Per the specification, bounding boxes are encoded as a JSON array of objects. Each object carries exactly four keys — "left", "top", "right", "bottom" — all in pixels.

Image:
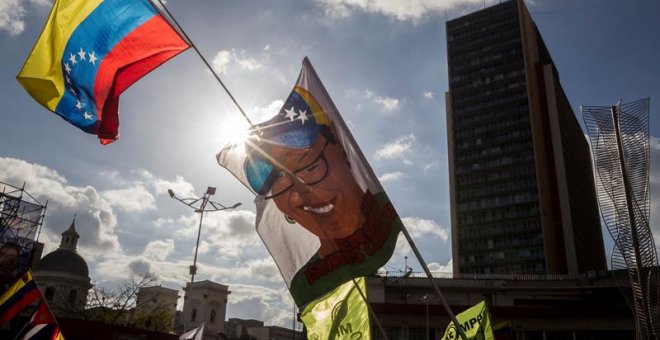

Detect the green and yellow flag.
[
  {"left": 301, "top": 277, "right": 371, "bottom": 340},
  {"left": 441, "top": 300, "right": 495, "bottom": 340}
]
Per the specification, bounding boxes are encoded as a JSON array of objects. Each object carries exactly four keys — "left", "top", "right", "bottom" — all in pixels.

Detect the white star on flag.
[
  {"left": 284, "top": 107, "right": 297, "bottom": 121},
  {"left": 66, "top": 76, "right": 71, "bottom": 85},
  {"left": 88, "top": 52, "right": 97, "bottom": 65},
  {"left": 64, "top": 63, "right": 71, "bottom": 73},
  {"left": 69, "top": 53, "right": 77, "bottom": 65},
  {"left": 70, "top": 87, "right": 77, "bottom": 96},
  {"left": 83, "top": 112, "right": 93, "bottom": 120},
  {"left": 298, "top": 109, "right": 308, "bottom": 124},
  {"left": 78, "top": 48, "right": 86, "bottom": 61},
  {"left": 75, "top": 100, "right": 83, "bottom": 110}
]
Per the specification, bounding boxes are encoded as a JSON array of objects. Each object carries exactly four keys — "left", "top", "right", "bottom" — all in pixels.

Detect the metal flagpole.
[
  {"left": 400, "top": 224, "right": 468, "bottom": 340},
  {"left": 352, "top": 279, "right": 389, "bottom": 340},
  {"left": 149, "top": 0, "right": 255, "bottom": 128}
]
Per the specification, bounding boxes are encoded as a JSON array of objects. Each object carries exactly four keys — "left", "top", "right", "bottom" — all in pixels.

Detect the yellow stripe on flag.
[{"left": 16, "top": 0, "right": 102, "bottom": 110}]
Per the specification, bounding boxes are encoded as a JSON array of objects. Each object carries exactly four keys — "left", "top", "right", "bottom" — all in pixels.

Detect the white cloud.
[
  {"left": 0, "top": 157, "right": 120, "bottom": 253},
  {"left": 212, "top": 49, "right": 263, "bottom": 74},
  {"left": 102, "top": 185, "right": 156, "bottom": 212},
  {"left": 315, "top": 0, "right": 483, "bottom": 21},
  {"left": 428, "top": 259, "right": 453, "bottom": 276},
  {"left": 374, "top": 96, "right": 400, "bottom": 111},
  {"left": 143, "top": 239, "right": 175, "bottom": 261},
  {"left": 401, "top": 217, "right": 449, "bottom": 241},
  {"left": 251, "top": 99, "right": 285, "bottom": 123},
  {"left": 346, "top": 89, "right": 402, "bottom": 112},
  {"left": 423, "top": 91, "right": 435, "bottom": 100},
  {"left": 375, "top": 134, "right": 415, "bottom": 163},
  {"left": 378, "top": 171, "right": 406, "bottom": 182},
  {"left": 0, "top": 0, "right": 26, "bottom": 35}
]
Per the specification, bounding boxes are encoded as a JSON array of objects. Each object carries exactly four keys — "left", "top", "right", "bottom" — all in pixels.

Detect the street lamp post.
[
  {"left": 168, "top": 187, "right": 241, "bottom": 283},
  {"left": 418, "top": 294, "right": 434, "bottom": 340}
]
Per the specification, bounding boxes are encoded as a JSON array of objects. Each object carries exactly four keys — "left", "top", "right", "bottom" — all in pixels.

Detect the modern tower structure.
[{"left": 445, "top": 0, "right": 606, "bottom": 275}]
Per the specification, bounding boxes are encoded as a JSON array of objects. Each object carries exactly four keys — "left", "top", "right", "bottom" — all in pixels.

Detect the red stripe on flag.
[
  {"left": 0, "top": 287, "right": 41, "bottom": 324},
  {"left": 93, "top": 15, "right": 189, "bottom": 144}
]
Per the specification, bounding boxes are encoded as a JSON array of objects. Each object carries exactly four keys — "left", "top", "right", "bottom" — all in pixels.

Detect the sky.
[{"left": 1, "top": 0, "right": 659, "bottom": 328}]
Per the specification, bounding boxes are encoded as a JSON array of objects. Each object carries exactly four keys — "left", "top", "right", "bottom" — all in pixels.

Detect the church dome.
[
  {"left": 33, "top": 219, "right": 89, "bottom": 279},
  {"left": 34, "top": 248, "right": 89, "bottom": 278}
]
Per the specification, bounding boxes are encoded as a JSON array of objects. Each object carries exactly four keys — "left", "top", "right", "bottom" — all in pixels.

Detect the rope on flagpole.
[{"left": 149, "top": 0, "right": 255, "bottom": 129}]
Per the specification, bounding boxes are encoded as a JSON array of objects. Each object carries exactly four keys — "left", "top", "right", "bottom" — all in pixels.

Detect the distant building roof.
[{"left": 34, "top": 248, "right": 89, "bottom": 278}]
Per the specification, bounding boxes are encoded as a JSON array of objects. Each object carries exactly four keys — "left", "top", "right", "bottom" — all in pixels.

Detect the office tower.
[{"left": 445, "top": 0, "right": 606, "bottom": 275}]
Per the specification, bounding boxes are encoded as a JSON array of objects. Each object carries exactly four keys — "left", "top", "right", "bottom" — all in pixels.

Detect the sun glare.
[{"left": 218, "top": 116, "right": 251, "bottom": 148}]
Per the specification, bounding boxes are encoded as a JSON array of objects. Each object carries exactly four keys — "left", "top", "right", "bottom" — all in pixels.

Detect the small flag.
[
  {"left": 179, "top": 322, "right": 204, "bottom": 340},
  {"left": 301, "top": 277, "right": 371, "bottom": 340},
  {"left": 0, "top": 271, "right": 41, "bottom": 324},
  {"left": 441, "top": 300, "right": 495, "bottom": 340},
  {"left": 22, "top": 301, "right": 60, "bottom": 340},
  {"left": 217, "top": 58, "right": 402, "bottom": 307},
  {"left": 17, "top": 0, "right": 189, "bottom": 144}
]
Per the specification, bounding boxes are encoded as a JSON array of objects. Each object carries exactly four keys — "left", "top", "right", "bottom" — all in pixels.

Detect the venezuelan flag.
[
  {"left": 17, "top": 0, "right": 190, "bottom": 144},
  {"left": 0, "top": 271, "right": 41, "bottom": 324}
]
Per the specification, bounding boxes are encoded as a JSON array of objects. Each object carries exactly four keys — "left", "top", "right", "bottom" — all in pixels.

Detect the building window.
[
  {"left": 191, "top": 308, "right": 197, "bottom": 322},
  {"left": 45, "top": 287, "right": 55, "bottom": 301},
  {"left": 210, "top": 309, "right": 216, "bottom": 324},
  {"left": 68, "top": 290, "right": 77, "bottom": 304}
]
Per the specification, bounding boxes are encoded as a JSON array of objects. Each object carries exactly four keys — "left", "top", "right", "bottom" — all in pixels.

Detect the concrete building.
[
  {"left": 182, "top": 280, "right": 230, "bottom": 340},
  {"left": 136, "top": 285, "right": 179, "bottom": 332},
  {"left": 368, "top": 272, "right": 634, "bottom": 339},
  {"left": 33, "top": 220, "right": 92, "bottom": 317},
  {"left": 225, "top": 318, "right": 304, "bottom": 340},
  {"left": 445, "top": 0, "right": 606, "bottom": 275}
]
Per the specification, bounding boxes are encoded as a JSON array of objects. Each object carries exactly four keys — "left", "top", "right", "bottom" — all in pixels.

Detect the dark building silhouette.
[{"left": 445, "top": 0, "right": 606, "bottom": 274}]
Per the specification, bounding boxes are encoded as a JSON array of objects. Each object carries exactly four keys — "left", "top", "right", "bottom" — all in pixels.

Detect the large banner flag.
[
  {"left": 441, "top": 300, "right": 495, "bottom": 340},
  {"left": 301, "top": 277, "right": 371, "bottom": 340},
  {"left": 218, "top": 57, "right": 401, "bottom": 307},
  {"left": 17, "top": 0, "right": 190, "bottom": 144},
  {"left": 0, "top": 271, "right": 41, "bottom": 324}
]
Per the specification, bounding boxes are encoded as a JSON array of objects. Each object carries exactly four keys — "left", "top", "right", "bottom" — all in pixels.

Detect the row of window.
[
  {"left": 459, "top": 232, "right": 544, "bottom": 252},
  {"left": 447, "top": 3, "right": 518, "bottom": 42},
  {"left": 458, "top": 178, "right": 537, "bottom": 200},
  {"left": 458, "top": 218, "right": 541, "bottom": 239},
  {"left": 461, "top": 247, "right": 545, "bottom": 265},
  {"left": 451, "top": 75, "right": 526, "bottom": 103},
  {"left": 447, "top": 23, "right": 520, "bottom": 59},
  {"left": 456, "top": 163, "right": 536, "bottom": 188},
  {"left": 453, "top": 92, "right": 528, "bottom": 115},
  {"left": 449, "top": 34, "right": 521, "bottom": 66},
  {"left": 449, "top": 46, "right": 523, "bottom": 75},
  {"left": 453, "top": 102, "right": 530, "bottom": 127},
  {"left": 457, "top": 191, "right": 538, "bottom": 213},
  {"left": 461, "top": 259, "right": 546, "bottom": 275},
  {"left": 458, "top": 203, "right": 540, "bottom": 226}
]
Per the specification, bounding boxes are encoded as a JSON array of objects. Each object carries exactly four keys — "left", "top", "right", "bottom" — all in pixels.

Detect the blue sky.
[{"left": 1, "top": 0, "right": 659, "bottom": 328}]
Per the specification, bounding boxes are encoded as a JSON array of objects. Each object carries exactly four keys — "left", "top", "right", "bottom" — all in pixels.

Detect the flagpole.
[
  {"left": 400, "top": 225, "right": 469, "bottom": 340},
  {"left": 351, "top": 279, "right": 389, "bottom": 340},
  {"left": 148, "top": 0, "right": 255, "bottom": 128},
  {"left": 302, "top": 57, "right": 468, "bottom": 340}
]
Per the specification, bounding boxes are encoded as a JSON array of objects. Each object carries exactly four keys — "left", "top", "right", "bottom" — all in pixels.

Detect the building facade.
[
  {"left": 135, "top": 285, "right": 179, "bottom": 332},
  {"left": 182, "top": 280, "right": 230, "bottom": 340},
  {"left": 367, "top": 273, "right": 634, "bottom": 340},
  {"left": 445, "top": 0, "right": 606, "bottom": 275}
]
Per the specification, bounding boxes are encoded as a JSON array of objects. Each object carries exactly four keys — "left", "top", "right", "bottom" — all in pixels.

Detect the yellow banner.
[
  {"left": 301, "top": 277, "right": 371, "bottom": 340},
  {"left": 441, "top": 300, "right": 495, "bottom": 340}
]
